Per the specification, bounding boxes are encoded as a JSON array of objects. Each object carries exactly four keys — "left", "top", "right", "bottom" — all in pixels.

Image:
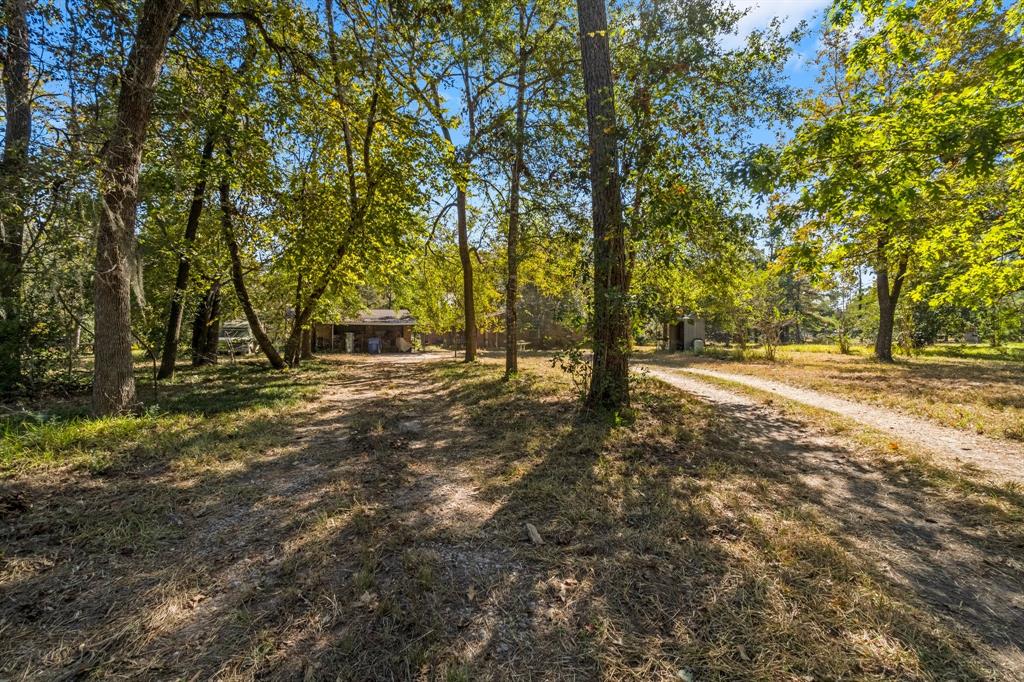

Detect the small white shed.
[{"left": 662, "top": 315, "right": 705, "bottom": 351}]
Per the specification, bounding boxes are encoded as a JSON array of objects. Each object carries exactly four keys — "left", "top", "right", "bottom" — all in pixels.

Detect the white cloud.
[
  {"left": 732, "top": 0, "right": 831, "bottom": 33},
  {"left": 721, "top": 0, "right": 831, "bottom": 49}
]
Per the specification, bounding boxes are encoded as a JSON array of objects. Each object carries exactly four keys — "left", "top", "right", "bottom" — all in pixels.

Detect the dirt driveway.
[
  {"left": 639, "top": 364, "right": 1024, "bottom": 671},
  {"left": 640, "top": 364, "right": 1024, "bottom": 484},
  {"left": 3, "top": 354, "right": 1023, "bottom": 679}
]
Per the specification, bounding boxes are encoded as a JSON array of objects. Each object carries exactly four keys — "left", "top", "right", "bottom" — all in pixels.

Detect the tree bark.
[
  {"left": 505, "top": 4, "right": 528, "bottom": 378},
  {"left": 202, "top": 287, "right": 221, "bottom": 360},
  {"left": 457, "top": 186, "right": 477, "bottom": 361},
  {"left": 218, "top": 174, "right": 285, "bottom": 369},
  {"left": 284, "top": 276, "right": 319, "bottom": 366},
  {"left": 301, "top": 324, "right": 313, "bottom": 360},
  {"left": 157, "top": 130, "right": 215, "bottom": 380},
  {"left": 92, "top": 0, "right": 183, "bottom": 414},
  {"left": 191, "top": 282, "right": 220, "bottom": 365},
  {"left": 577, "top": 0, "right": 630, "bottom": 410},
  {"left": 280, "top": 238, "right": 352, "bottom": 365},
  {"left": 874, "top": 256, "right": 907, "bottom": 362},
  {"left": 285, "top": 272, "right": 305, "bottom": 367},
  {"left": 0, "top": 0, "right": 32, "bottom": 392}
]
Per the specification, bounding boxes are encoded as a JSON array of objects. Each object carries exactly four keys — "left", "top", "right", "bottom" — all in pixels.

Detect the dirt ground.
[
  {"left": 2, "top": 353, "right": 1023, "bottom": 680},
  {"left": 639, "top": 363, "right": 1024, "bottom": 484},
  {"left": 641, "top": 349, "right": 1024, "bottom": 443},
  {"left": 639, "top": 364, "right": 1024, "bottom": 668}
]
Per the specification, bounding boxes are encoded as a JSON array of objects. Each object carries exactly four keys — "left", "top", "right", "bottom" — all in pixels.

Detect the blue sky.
[
  {"left": 716, "top": 0, "right": 833, "bottom": 230},
  {"left": 727, "top": 0, "right": 832, "bottom": 145},
  {"left": 729, "top": 0, "right": 831, "bottom": 81}
]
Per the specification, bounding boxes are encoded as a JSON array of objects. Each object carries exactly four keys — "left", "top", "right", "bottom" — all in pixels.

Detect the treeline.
[
  {"left": 696, "top": 267, "right": 1022, "bottom": 356},
  {"left": 1, "top": 0, "right": 1019, "bottom": 416},
  {"left": 747, "top": 0, "right": 1023, "bottom": 360},
  {"left": 0, "top": 0, "right": 794, "bottom": 415}
]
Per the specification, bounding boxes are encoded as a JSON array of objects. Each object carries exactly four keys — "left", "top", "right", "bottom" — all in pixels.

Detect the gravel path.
[{"left": 641, "top": 365, "right": 1024, "bottom": 484}]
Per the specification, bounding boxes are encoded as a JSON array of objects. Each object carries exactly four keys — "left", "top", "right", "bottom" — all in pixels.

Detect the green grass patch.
[{"left": 0, "top": 358, "right": 325, "bottom": 474}]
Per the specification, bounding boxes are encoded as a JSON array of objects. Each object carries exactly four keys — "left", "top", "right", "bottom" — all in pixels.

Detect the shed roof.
[{"left": 337, "top": 308, "right": 417, "bottom": 326}]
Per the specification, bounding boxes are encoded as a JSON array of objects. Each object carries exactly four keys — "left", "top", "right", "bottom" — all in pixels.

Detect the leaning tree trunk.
[
  {"left": 0, "top": 0, "right": 31, "bottom": 392},
  {"left": 279, "top": 235, "right": 353, "bottom": 366},
  {"left": 505, "top": 4, "right": 528, "bottom": 379},
  {"left": 93, "top": 0, "right": 183, "bottom": 415},
  {"left": 457, "top": 187, "right": 477, "bottom": 361},
  {"left": 157, "top": 130, "right": 215, "bottom": 380},
  {"left": 577, "top": 0, "right": 630, "bottom": 410},
  {"left": 218, "top": 174, "right": 285, "bottom": 369}
]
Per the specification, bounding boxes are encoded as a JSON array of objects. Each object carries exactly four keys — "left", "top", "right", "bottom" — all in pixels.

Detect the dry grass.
[
  {"left": 1, "top": 354, "right": 1021, "bottom": 679},
  {"left": 683, "top": 368, "right": 1024, "bottom": 524},
  {"left": 642, "top": 347, "right": 1024, "bottom": 442}
]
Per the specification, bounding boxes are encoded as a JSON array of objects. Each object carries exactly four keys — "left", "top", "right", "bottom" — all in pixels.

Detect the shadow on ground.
[{"left": 2, "top": 355, "right": 1022, "bottom": 680}]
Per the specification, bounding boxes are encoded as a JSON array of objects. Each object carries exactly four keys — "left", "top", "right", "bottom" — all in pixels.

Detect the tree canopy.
[{"left": 1, "top": 0, "right": 1020, "bottom": 410}]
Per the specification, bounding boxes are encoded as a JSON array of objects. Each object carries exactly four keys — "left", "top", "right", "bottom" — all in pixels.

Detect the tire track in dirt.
[
  {"left": 643, "top": 365, "right": 1024, "bottom": 484},
  {"left": 639, "top": 364, "right": 1024, "bottom": 672}
]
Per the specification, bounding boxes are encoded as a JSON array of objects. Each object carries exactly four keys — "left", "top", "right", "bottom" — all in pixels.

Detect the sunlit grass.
[
  {"left": 3, "top": 354, "right": 1017, "bottom": 678},
  {"left": 696, "top": 341, "right": 1023, "bottom": 362},
  {"left": 0, "top": 358, "right": 324, "bottom": 474},
  {"left": 643, "top": 341, "right": 1024, "bottom": 441}
]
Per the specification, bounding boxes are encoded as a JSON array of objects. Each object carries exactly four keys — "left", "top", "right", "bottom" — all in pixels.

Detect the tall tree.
[
  {"left": 279, "top": 0, "right": 400, "bottom": 366},
  {"left": 217, "top": 159, "right": 286, "bottom": 369},
  {"left": 614, "top": 0, "right": 796, "bottom": 327},
  {"left": 0, "top": 0, "right": 32, "bottom": 391},
  {"left": 756, "top": 0, "right": 1021, "bottom": 362},
  {"left": 576, "top": 0, "right": 629, "bottom": 409},
  {"left": 92, "top": 0, "right": 184, "bottom": 414},
  {"left": 156, "top": 130, "right": 215, "bottom": 379},
  {"left": 390, "top": 2, "right": 525, "bottom": 362},
  {"left": 504, "top": 2, "right": 528, "bottom": 377},
  {"left": 499, "top": 0, "right": 570, "bottom": 376}
]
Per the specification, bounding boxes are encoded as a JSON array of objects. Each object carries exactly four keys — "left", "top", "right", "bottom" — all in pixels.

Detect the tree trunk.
[
  {"left": 793, "top": 277, "right": 803, "bottom": 343},
  {"left": 157, "top": 130, "right": 215, "bottom": 380},
  {"left": 505, "top": 4, "right": 528, "bottom": 378},
  {"left": 203, "top": 288, "right": 221, "bottom": 360},
  {"left": 285, "top": 273, "right": 305, "bottom": 367},
  {"left": 301, "top": 324, "right": 313, "bottom": 360},
  {"left": 92, "top": 0, "right": 183, "bottom": 415},
  {"left": 457, "top": 187, "right": 477, "bottom": 361},
  {"left": 0, "top": 0, "right": 31, "bottom": 392},
  {"left": 67, "top": 319, "right": 83, "bottom": 378},
  {"left": 577, "top": 0, "right": 630, "bottom": 410},
  {"left": 874, "top": 257, "right": 907, "bottom": 363},
  {"left": 218, "top": 174, "right": 285, "bottom": 369},
  {"left": 280, "top": 247, "right": 351, "bottom": 366},
  {"left": 284, "top": 316, "right": 304, "bottom": 366},
  {"left": 191, "top": 282, "right": 220, "bottom": 366}
]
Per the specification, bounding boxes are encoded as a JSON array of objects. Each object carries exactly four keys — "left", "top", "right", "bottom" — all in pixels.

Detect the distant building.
[
  {"left": 421, "top": 308, "right": 582, "bottom": 351},
  {"left": 661, "top": 314, "right": 706, "bottom": 351},
  {"left": 420, "top": 312, "right": 506, "bottom": 350},
  {"left": 314, "top": 309, "right": 416, "bottom": 353}
]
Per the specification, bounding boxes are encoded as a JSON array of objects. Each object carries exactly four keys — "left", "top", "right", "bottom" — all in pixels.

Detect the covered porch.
[{"left": 314, "top": 309, "right": 416, "bottom": 353}]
